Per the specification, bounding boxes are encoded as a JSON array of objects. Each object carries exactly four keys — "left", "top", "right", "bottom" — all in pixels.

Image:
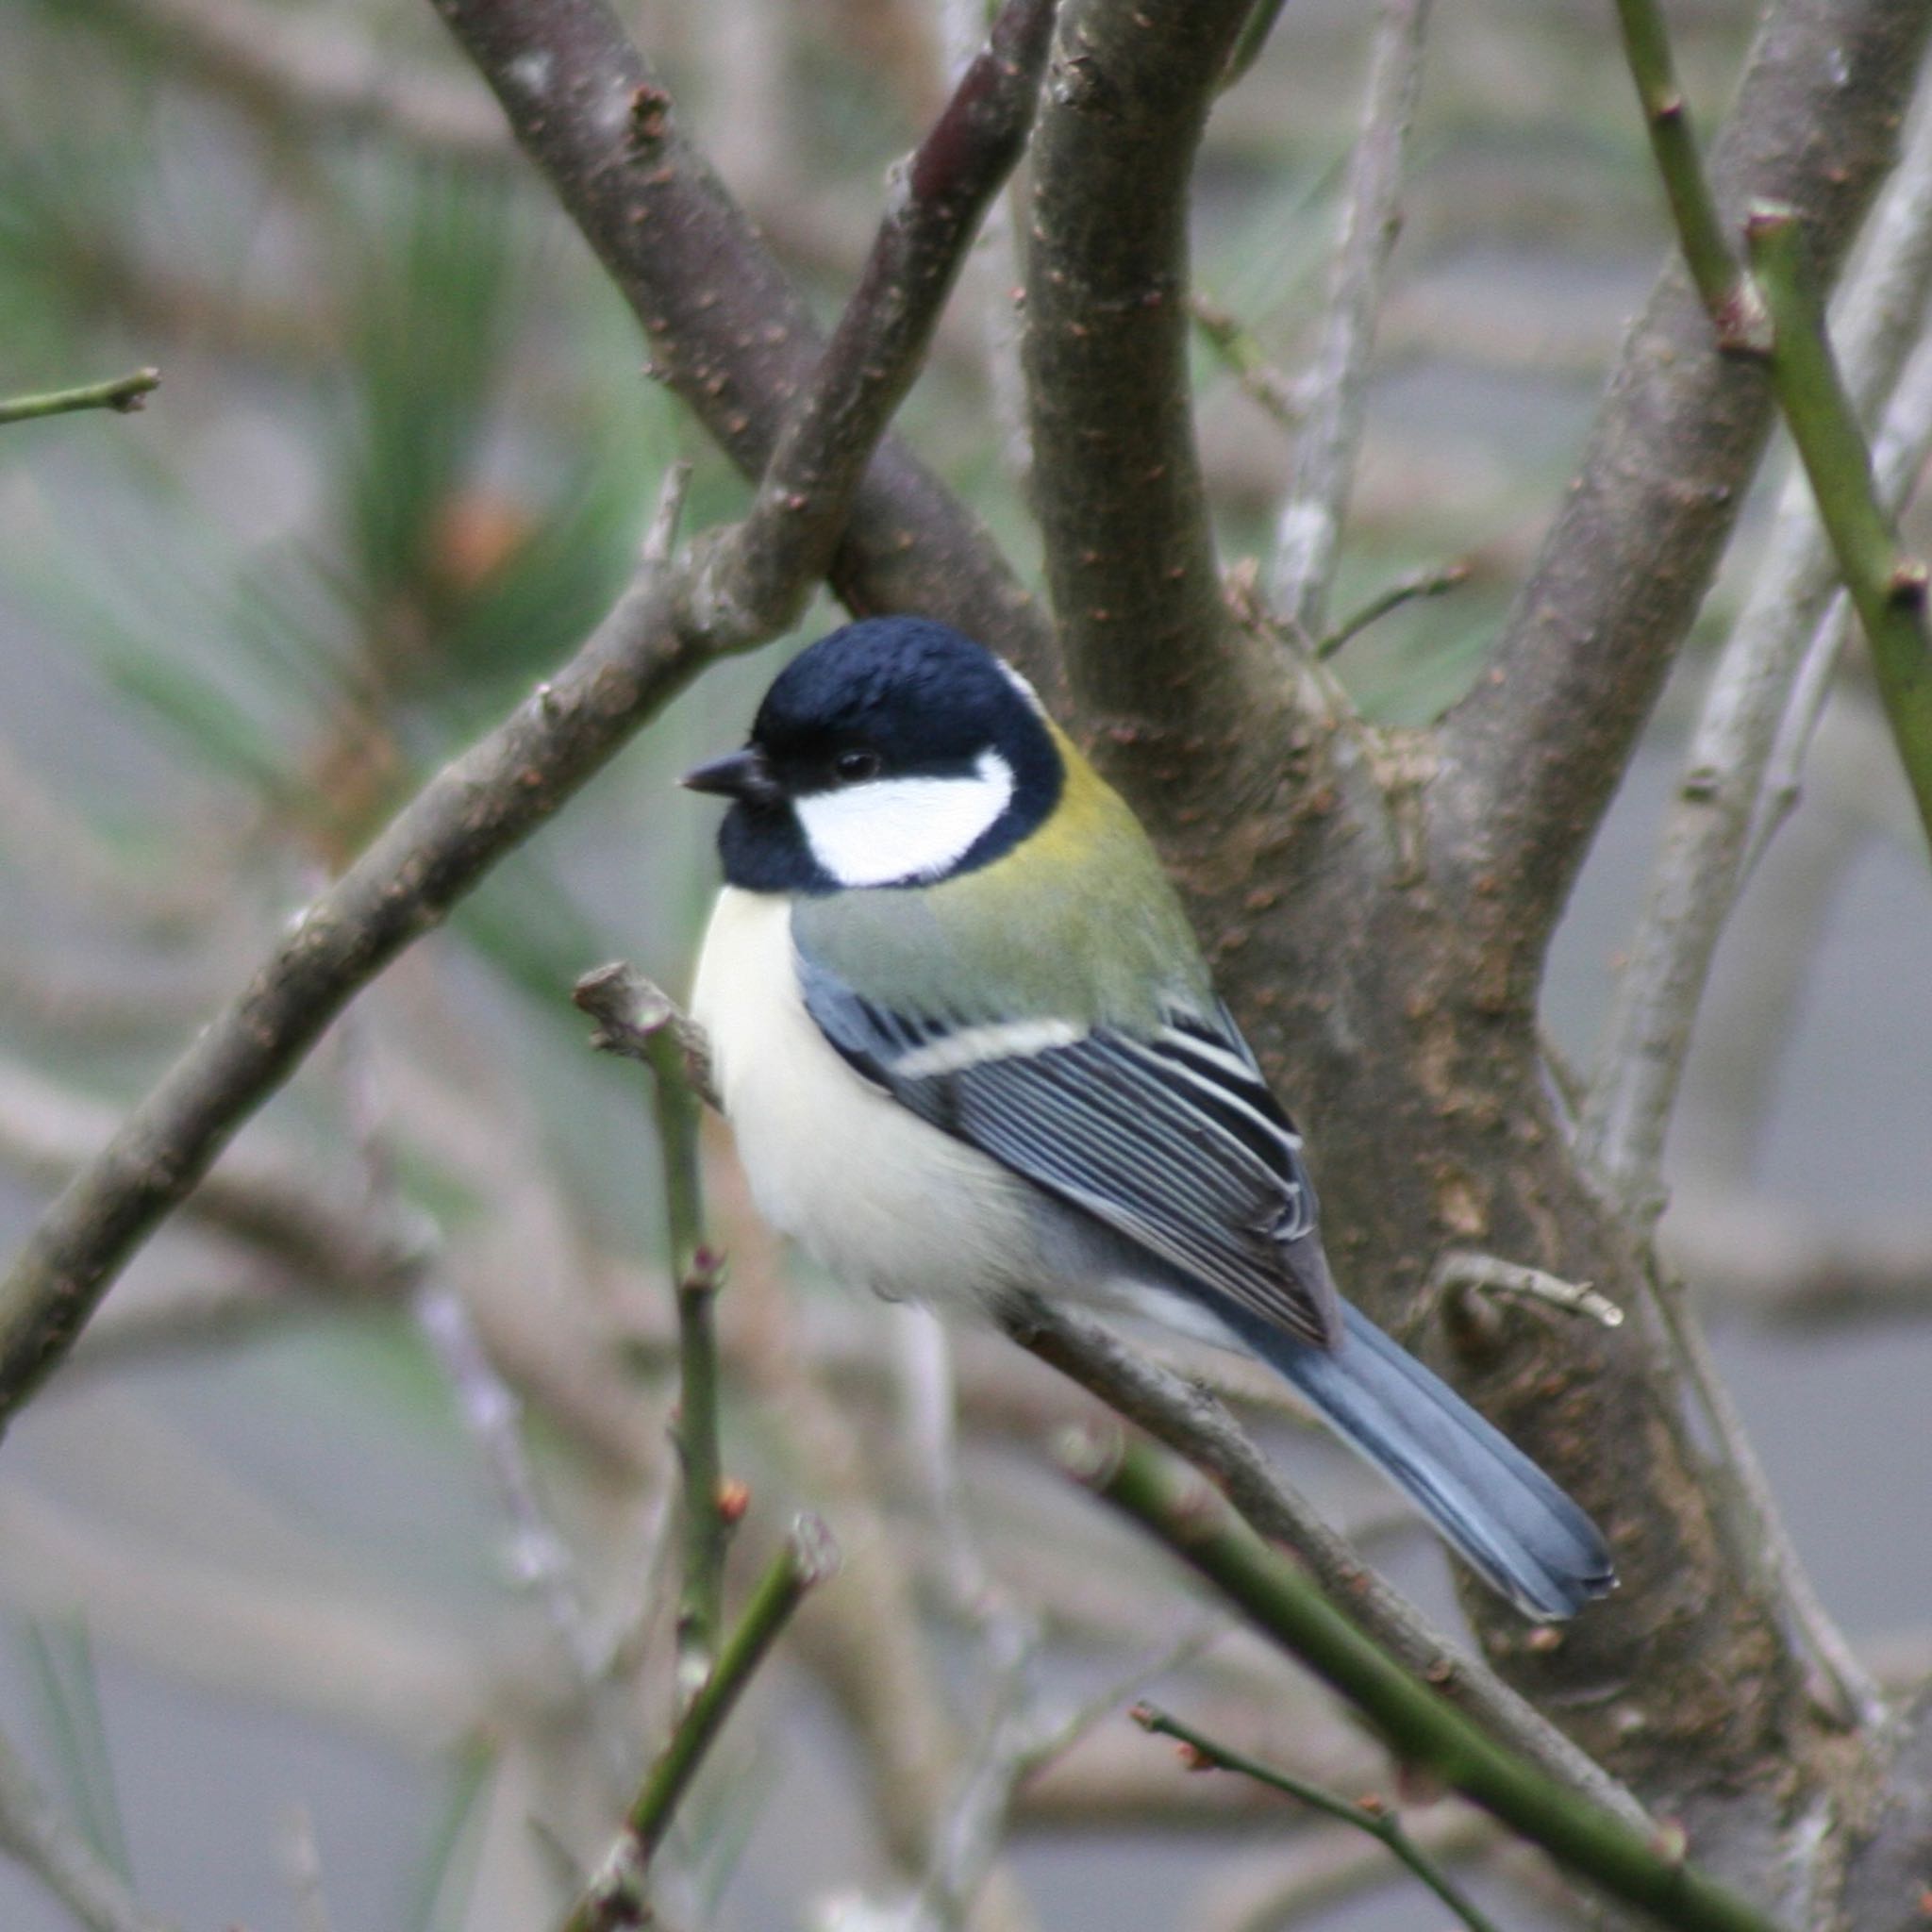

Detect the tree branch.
[
  {"left": 0, "top": 368, "right": 158, "bottom": 425},
  {"left": 1003, "top": 1296, "right": 1649, "bottom": 1830},
  {"left": 0, "top": 0, "right": 1053, "bottom": 1429},
  {"left": 1130, "top": 1702, "right": 1503, "bottom": 1932},
  {"left": 1074, "top": 1436, "right": 1789, "bottom": 1932},
  {"left": 575, "top": 961, "right": 732, "bottom": 1699},
  {"left": 1435, "top": 0, "right": 1930, "bottom": 993},
  {"left": 558, "top": 1516, "right": 839, "bottom": 1932},
  {"left": 1581, "top": 89, "right": 1932, "bottom": 1214},
  {"left": 427, "top": 0, "right": 1057, "bottom": 681},
  {"left": 1023, "top": 0, "right": 1295, "bottom": 829}
]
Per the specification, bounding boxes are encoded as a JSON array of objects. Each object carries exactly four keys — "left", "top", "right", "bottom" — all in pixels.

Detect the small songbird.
[{"left": 686, "top": 616, "right": 1613, "bottom": 1619}]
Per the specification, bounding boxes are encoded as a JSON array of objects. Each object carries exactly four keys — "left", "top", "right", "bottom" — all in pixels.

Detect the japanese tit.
[{"left": 686, "top": 616, "right": 1612, "bottom": 1620}]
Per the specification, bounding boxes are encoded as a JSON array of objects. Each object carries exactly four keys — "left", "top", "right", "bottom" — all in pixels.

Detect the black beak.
[{"left": 680, "top": 746, "right": 782, "bottom": 807}]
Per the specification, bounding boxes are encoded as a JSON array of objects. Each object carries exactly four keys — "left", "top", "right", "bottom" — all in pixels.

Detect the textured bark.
[
  {"left": 430, "top": 0, "right": 1058, "bottom": 682},
  {"left": 1024, "top": 0, "right": 1932, "bottom": 1912}
]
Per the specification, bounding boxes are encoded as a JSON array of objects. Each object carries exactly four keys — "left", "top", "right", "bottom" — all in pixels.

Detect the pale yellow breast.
[{"left": 690, "top": 887, "right": 1045, "bottom": 1310}]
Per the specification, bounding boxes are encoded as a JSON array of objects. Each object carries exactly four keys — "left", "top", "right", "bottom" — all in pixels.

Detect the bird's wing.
[{"left": 796, "top": 947, "right": 1343, "bottom": 1350}]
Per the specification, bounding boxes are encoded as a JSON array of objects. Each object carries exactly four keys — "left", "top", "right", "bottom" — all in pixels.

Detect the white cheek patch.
[{"left": 794, "top": 749, "right": 1016, "bottom": 888}]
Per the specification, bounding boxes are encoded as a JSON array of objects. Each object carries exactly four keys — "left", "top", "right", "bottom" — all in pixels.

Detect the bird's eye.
[{"left": 833, "top": 748, "right": 883, "bottom": 784}]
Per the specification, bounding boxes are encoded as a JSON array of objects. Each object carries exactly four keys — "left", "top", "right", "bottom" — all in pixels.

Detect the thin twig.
[
  {"left": 559, "top": 1517, "right": 840, "bottom": 1932},
  {"left": 1430, "top": 1252, "right": 1624, "bottom": 1330},
  {"left": 1069, "top": 1435, "right": 1789, "bottom": 1932},
  {"left": 1581, "top": 87, "right": 1932, "bottom": 1213},
  {"left": 1004, "top": 1296, "right": 1651, "bottom": 1829},
  {"left": 575, "top": 961, "right": 732, "bottom": 1699},
  {"left": 0, "top": 0, "right": 1052, "bottom": 1427},
  {"left": 1607, "top": 0, "right": 1767, "bottom": 350},
  {"left": 1749, "top": 324, "right": 1932, "bottom": 861},
  {"left": 1131, "top": 1704, "right": 1503, "bottom": 1932},
  {"left": 0, "top": 369, "right": 158, "bottom": 425},
  {"left": 1268, "top": 0, "right": 1432, "bottom": 637},
  {"left": 1189, "top": 294, "right": 1307, "bottom": 431},
  {"left": 1315, "top": 560, "right": 1470, "bottom": 659},
  {"left": 1437, "top": 0, "right": 1929, "bottom": 975},
  {"left": 1202, "top": 1810, "right": 1499, "bottom": 1932}
]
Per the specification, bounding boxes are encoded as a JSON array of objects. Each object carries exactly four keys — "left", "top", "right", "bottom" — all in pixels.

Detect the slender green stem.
[
  {"left": 573, "top": 963, "right": 731, "bottom": 1692},
  {"left": 1609, "top": 0, "right": 1932, "bottom": 855},
  {"left": 1316, "top": 559, "right": 1471, "bottom": 658},
  {"left": 1221, "top": 0, "right": 1291, "bottom": 90},
  {"left": 1132, "top": 1703, "right": 1503, "bottom": 1932},
  {"left": 1607, "top": 0, "right": 1766, "bottom": 349},
  {"left": 558, "top": 1517, "right": 839, "bottom": 1932},
  {"left": 0, "top": 369, "right": 159, "bottom": 425},
  {"left": 1743, "top": 204, "right": 1932, "bottom": 854},
  {"left": 1067, "top": 1434, "right": 1790, "bottom": 1932},
  {"left": 1189, "top": 293, "right": 1304, "bottom": 430}
]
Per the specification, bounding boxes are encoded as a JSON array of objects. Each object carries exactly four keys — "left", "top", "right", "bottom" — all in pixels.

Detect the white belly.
[{"left": 690, "top": 888, "right": 1046, "bottom": 1311}]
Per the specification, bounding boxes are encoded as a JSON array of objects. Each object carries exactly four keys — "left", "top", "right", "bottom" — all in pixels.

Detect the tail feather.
[{"left": 1223, "top": 1301, "right": 1615, "bottom": 1621}]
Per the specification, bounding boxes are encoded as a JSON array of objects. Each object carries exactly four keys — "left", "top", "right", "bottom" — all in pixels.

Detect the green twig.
[
  {"left": 1742, "top": 204, "right": 1932, "bottom": 855},
  {"left": 558, "top": 1516, "right": 840, "bottom": 1932},
  {"left": 1316, "top": 559, "right": 1471, "bottom": 658},
  {"left": 574, "top": 962, "right": 731, "bottom": 1696},
  {"left": 1189, "top": 294, "right": 1304, "bottom": 430},
  {"left": 1221, "top": 0, "right": 1291, "bottom": 90},
  {"left": 1065, "top": 1433, "right": 1791, "bottom": 1932},
  {"left": 1607, "top": 0, "right": 1766, "bottom": 350},
  {"left": 1131, "top": 1703, "right": 1503, "bottom": 1932},
  {"left": 1609, "top": 0, "right": 1931, "bottom": 852},
  {"left": 0, "top": 370, "right": 159, "bottom": 426}
]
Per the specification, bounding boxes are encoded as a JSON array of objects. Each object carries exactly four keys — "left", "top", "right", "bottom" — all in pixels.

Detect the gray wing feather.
[{"left": 796, "top": 949, "right": 1341, "bottom": 1349}]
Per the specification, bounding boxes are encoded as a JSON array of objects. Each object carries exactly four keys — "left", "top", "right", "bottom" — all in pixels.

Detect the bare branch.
[
  {"left": 428, "top": 0, "right": 1056, "bottom": 679},
  {"left": 0, "top": 368, "right": 158, "bottom": 425},
  {"left": 1581, "top": 90, "right": 1932, "bottom": 1215},
  {"left": 0, "top": 0, "right": 1052, "bottom": 1426},
  {"left": 1268, "top": 0, "right": 1433, "bottom": 639},
  {"left": 1435, "top": 0, "right": 1931, "bottom": 991},
  {"left": 1005, "top": 1297, "right": 1650, "bottom": 1830},
  {"left": 575, "top": 961, "right": 731, "bottom": 1701},
  {"left": 1074, "top": 1437, "right": 1784, "bottom": 1932},
  {"left": 1742, "top": 203, "right": 1932, "bottom": 847},
  {"left": 1131, "top": 1703, "right": 1503, "bottom": 1932},
  {"left": 560, "top": 1517, "right": 839, "bottom": 1932}
]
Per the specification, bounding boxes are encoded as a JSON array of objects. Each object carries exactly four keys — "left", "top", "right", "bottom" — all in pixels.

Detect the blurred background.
[{"left": 1, "top": 0, "right": 1928, "bottom": 1926}]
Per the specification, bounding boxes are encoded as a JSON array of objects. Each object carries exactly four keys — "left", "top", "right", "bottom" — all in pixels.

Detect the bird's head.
[{"left": 683, "top": 618, "right": 1062, "bottom": 892}]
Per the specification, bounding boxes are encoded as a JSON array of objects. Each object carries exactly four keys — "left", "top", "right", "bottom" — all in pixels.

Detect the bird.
[{"left": 684, "top": 615, "right": 1614, "bottom": 1620}]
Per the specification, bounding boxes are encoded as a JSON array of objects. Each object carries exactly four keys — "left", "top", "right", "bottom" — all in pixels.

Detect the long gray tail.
[{"left": 1224, "top": 1301, "right": 1614, "bottom": 1620}]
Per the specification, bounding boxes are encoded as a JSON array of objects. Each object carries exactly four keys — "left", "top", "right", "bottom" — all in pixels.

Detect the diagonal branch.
[
  {"left": 0, "top": 0, "right": 1056, "bottom": 1432},
  {"left": 429, "top": 0, "right": 1057, "bottom": 680},
  {"left": 1434, "top": 0, "right": 1930, "bottom": 995},
  {"left": 1076, "top": 1438, "right": 1788, "bottom": 1932},
  {"left": 1007, "top": 1297, "right": 1648, "bottom": 1830},
  {"left": 0, "top": 368, "right": 158, "bottom": 425},
  {"left": 1581, "top": 85, "right": 1932, "bottom": 1215}
]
